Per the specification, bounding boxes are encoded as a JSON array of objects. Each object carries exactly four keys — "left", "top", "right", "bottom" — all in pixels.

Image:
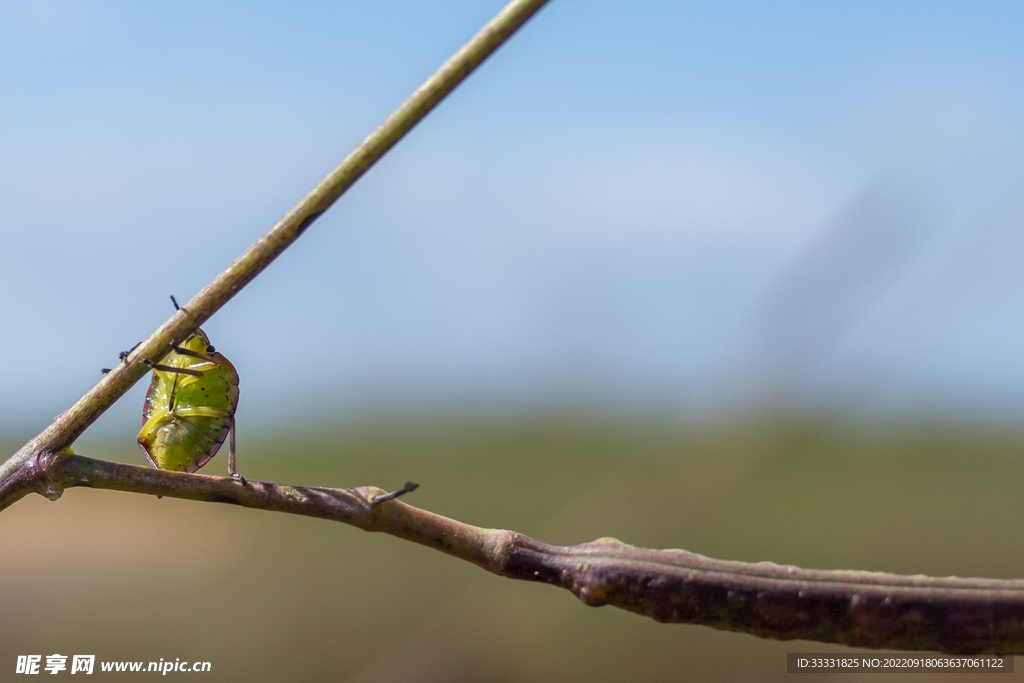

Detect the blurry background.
[{"left": 3, "top": 0, "right": 1024, "bottom": 680}]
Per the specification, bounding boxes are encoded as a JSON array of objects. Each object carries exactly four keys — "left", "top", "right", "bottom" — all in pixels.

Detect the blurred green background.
[{"left": 4, "top": 416, "right": 1024, "bottom": 681}]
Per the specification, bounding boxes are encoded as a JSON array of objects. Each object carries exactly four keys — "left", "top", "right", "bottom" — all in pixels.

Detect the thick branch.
[{"left": 38, "top": 453, "right": 1024, "bottom": 655}]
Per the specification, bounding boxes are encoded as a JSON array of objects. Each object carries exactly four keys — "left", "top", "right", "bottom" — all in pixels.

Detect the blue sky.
[{"left": 3, "top": 1, "right": 1024, "bottom": 442}]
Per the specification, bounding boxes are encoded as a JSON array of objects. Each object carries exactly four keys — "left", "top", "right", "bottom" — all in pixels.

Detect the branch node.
[{"left": 34, "top": 449, "right": 70, "bottom": 501}]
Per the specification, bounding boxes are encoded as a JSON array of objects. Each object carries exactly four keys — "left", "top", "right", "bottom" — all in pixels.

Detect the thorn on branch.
[{"left": 372, "top": 481, "right": 419, "bottom": 505}]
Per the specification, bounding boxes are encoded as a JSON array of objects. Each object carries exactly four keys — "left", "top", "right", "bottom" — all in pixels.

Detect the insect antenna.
[{"left": 170, "top": 295, "right": 180, "bottom": 310}]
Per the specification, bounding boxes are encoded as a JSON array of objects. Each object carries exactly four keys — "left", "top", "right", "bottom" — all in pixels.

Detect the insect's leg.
[
  {"left": 137, "top": 417, "right": 166, "bottom": 499},
  {"left": 141, "top": 361, "right": 200, "bottom": 410},
  {"left": 227, "top": 417, "right": 246, "bottom": 485},
  {"left": 137, "top": 442, "right": 159, "bottom": 470},
  {"left": 142, "top": 359, "right": 203, "bottom": 378},
  {"left": 168, "top": 372, "right": 180, "bottom": 412},
  {"left": 171, "top": 409, "right": 246, "bottom": 483},
  {"left": 371, "top": 481, "right": 419, "bottom": 505},
  {"left": 171, "top": 346, "right": 220, "bottom": 365},
  {"left": 102, "top": 341, "right": 143, "bottom": 373},
  {"left": 228, "top": 416, "right": 237, "bottom": 475},
  {"left": 138, "top": 413, "right": 167, "bottom": 449},
  {"left": 120, "top": 341, "right": 142, "bottom": 363}
]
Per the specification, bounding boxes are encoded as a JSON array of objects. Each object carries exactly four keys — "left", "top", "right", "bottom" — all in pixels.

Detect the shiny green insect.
[{"left": 137, "top": 297, "right": 243, "bottom": 482}]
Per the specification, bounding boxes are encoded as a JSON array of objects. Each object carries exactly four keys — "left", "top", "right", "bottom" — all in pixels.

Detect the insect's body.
[{"left": 137, "top": 329, "right": 240, "bottom": 474}]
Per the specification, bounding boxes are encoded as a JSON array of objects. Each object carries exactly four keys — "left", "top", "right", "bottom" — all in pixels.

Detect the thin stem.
[
  {"left": 41, "top": 453, "right": 1024, "bottom": 655},
  {"left": 1, "top": 0, "right": 550, "bottom": 478}
]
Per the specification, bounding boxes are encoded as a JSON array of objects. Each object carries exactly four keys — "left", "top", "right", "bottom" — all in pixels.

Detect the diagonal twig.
[{"left": 0, "top": 0, "right": 551, "bottom": 505}]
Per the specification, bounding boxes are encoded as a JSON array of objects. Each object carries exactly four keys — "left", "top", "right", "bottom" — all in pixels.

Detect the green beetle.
[
  {"left": 137, "top": 298, "right": 242, "bottom": 481},
  {"left": 127, "top": 297, "right": 419, "bottom": 502}
]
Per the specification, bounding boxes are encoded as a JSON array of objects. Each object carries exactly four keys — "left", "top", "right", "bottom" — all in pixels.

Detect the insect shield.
[{"left": 137, "top": 296, "right": 244, "bottom": 484}]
